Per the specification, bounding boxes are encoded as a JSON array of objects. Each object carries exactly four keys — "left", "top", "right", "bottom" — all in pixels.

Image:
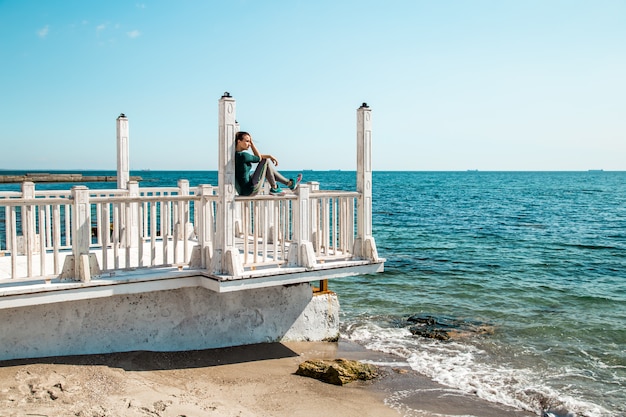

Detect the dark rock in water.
[
  {"left": 407, "top": 314, "right": 438, "bottom": 325},
  {"left": 295, "top": 358, "right": 378, "bottom": 386},
  {"left": 407, "top": 314, "right": 463, "bottom": 328},
  {"left": 406, "top": 314, "right": 494, "bottom": 341},
  {"left": 409, "top": 326, "right": 451, "bottom": 341}
]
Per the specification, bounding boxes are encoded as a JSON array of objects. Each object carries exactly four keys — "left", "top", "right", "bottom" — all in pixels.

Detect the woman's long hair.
[{"left": 235, "top": 131, "right": 250, "bottom": 143}]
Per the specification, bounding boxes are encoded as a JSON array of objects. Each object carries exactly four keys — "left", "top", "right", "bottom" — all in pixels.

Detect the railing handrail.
[
  {"left": 234, "top": 190, "right": 360, "bottom": 201},
  {"left": 234, "top": 194, "right": 298, "bottom": 202},
  {"left": 139, "top": 186, "right": 197, "bottom": 195},
  {"left": 0, "top": 197, "right": 70, "bottom": 206},
  {"left": 0, "top": 185, "right": 200, "bottom": 199},
  {"left": 0, "top": 191, "right": 23, "bottom": 198},
  {"left": 35, "top": 189, "right": 128, "bottom": 198},
  {"left": 0, "top": 188, "right": 359, "bottom": 207},
  {"left": 90, "top": 194, "right": 210, "bottom": 204},
  {"left": 311, "top": 190, "right": 360, "bottom": 198}
]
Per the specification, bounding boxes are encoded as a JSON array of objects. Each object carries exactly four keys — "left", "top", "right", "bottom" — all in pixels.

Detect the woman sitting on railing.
[{"left": 234, "top": 131, "right": 302, "bottom": 196}]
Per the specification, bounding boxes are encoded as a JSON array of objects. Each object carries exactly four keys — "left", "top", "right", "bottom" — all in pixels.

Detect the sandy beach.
[{"left": 0, "top": 340, "right": 536, "bottom": 417}]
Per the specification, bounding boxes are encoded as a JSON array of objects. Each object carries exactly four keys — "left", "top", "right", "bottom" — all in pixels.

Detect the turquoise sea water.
[
  {"left": 2, "top": 170, "right": 624, "bottom": 416},
  {"left": 331, "top": 171, "right": 625, "bottom": 417}
]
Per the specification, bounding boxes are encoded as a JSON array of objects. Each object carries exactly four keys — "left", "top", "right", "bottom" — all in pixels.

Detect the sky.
[{"left": 0, "top": 0, "right": 624, "bottom": 171}]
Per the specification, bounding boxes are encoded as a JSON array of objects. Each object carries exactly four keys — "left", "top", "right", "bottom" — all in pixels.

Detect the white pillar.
[
  {"left": 59, "top": 185, "right": 101, "bottom": 281},
  {"left": 21, "top": 182, "right": 36, "bottom": 275},
  {"left": 288, "top": 184, "right": 316, "bottom": 268},
  {"left": 193, "top": 184, "right": 214, "bottom": 269},
  {"left": 116, "top": 113, "right": 130, "bottom": 190},
  {"left": 210, "top": 92, "right": 242, "bottom": 276},
  {"left": 176, "top": 179, "right": 190, "bottom": 240},
  {"left": 308, "top": 181, "right": 320, "bottom": 249},
  {"left": 71, "top": 186, "right": 90, "bottom": 258},
  {"left": 127, "top": 180, "right": 139, "bottom": 247},
  {"left": 355, "top": 103, "right": 378, "bottom": 261}
]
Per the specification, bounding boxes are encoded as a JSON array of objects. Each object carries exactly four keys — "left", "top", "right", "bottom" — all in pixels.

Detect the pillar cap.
[
  {"left": 222, "top": 92, "right": 232, "bottom": 98},
  {"left": 359, "top": 102, "right": 370, "bottom": 109}
]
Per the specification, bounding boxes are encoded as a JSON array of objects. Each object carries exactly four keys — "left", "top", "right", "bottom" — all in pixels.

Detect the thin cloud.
[
  {"left": 96, "top": 23, "right": 107, "bottom": 32},
  {"left": 37, "top": 25, "right": 49, "bottom": 38},
  {"left": 136, "top": 3, "right": 146, "bottom": 9},
  {"left": 127, "top": 30, "right": 141, "bottom": 39}
]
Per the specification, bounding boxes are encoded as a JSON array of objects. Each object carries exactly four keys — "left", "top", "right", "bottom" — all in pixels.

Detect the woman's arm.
[{"left": 250, "top": 138, "right": 279, "bottom": 166}]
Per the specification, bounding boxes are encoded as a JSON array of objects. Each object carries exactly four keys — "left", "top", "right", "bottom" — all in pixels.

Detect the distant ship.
[{"left": 588, "top": 169, "right": 604, "bottom": 172}]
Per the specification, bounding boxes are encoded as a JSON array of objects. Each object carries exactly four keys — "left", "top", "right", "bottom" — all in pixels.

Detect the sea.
[{"left": 1, "top": 170, "right": 624, "bottom": 417}]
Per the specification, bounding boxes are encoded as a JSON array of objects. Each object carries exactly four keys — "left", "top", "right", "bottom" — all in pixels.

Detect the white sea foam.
[
  {"left": 342, "top": 321, "right": 614, "bottom": 417},
  {"left": 360, "top": 359, "right": 412, "bottom": 368}
]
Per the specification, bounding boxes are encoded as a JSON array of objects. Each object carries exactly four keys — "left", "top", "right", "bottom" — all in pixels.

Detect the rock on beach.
[{"left": 296, "top": 358, "right": 379, "bottom": 385}]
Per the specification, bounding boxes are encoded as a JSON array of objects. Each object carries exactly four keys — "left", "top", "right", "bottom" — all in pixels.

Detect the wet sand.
[{"left": 0, "top": 341, "right": 536, "bottom": 417}]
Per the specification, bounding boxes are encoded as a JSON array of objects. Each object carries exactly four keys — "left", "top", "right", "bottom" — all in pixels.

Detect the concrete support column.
[
  {"left": 177, "top": 179, "right": 190, "bottom": 241},
  {"left": 21, "top": 182, "right": 36, "bottom": 275},
  {"left": 178, "top": 180, "right": 190, "bottom": 193},
  {"left": 127, "top": 181, "right": 139, "bottom": 247},
  {"left": 116, "top": 113, "right": 130, "bottom": 190},
  {"left": 60, "top": 186, "right": 101, "bottom": 281},
  {"left": 72, "top": 186, "right": 90, "bottom": 259},
  {"left": 307, "top": 181, "right": 320, "bottom": 249},
  {"left": 289, "top": 184, "right": 315, "bottom": 268},
  {"left": 191, "top": 184, "right": 214, "bottom": 269},
  {"left": 176, "top": 180, "right": 191, "bottom": 264},
  {"left": 355, "top": 103, "right": 379, "bottom": 261},
  {"left": 211, "top": 92, "right": 242, "bottom": 276},
  {"left": 21, "top": 182, "right": 35, "bottom": 198}
]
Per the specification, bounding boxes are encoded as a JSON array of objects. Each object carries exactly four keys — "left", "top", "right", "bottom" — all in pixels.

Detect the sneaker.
[
  {"left": 269, "top": 186, "right": 285, "bottom": 196},
  {"left": 288, "top": 173, "right": 303, "bottom": 190}
]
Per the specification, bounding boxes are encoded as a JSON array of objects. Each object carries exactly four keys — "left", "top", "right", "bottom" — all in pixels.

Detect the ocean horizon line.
[{"left": 1, "top": 168, "right": 623, "bottom": 173}]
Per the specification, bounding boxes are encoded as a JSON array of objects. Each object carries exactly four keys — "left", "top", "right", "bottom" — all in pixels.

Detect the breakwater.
[{"left": 0, "top": 173, "right": 142, "bottom": 183}]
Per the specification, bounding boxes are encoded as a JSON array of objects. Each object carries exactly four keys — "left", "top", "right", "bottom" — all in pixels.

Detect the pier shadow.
[{"left": 0, "top": 342, "right": 300, "bottom": 372}]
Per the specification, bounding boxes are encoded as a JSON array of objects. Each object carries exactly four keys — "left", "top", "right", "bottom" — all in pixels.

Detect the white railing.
[
  {"left": 0, "top": 96, "right": 378, "bottom": 283},
  {"left": 90, "top": 193, "right": 202, "bottom": 271},
  {"left": 0, "top": 196, "right": 70, "bottom": 279},
  {"left": 234, "top": 189, "right": 359, "bottom": 270},
  {"left": 0, "top": 181, "right": 209, "bottom": 280},
  {"left": 0, "top": 182, "right": 362, "bottom": 281},
  {"left": 310, "top": 191, "right": 359, "bottom": 261},
  {"left": 236, "top": 195, "right": 295, "bottom": 268}
]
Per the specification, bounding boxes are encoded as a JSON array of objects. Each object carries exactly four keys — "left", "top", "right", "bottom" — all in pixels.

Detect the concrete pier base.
[{"left": 0, "top": 283, "right": 339, "bottom": 361}]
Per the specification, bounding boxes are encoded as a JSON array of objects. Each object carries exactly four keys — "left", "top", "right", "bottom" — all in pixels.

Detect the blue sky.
[{"left": 1, "top": 0, "right": 624, "bottom": 171}]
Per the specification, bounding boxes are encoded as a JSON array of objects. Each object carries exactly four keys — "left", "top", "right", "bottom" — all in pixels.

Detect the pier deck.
[
  {"left": 0, "top": 94, "right": 384, "bottom": 361},
  {"left": 0, "top": 236, "right": 383, "bottom": 310}
]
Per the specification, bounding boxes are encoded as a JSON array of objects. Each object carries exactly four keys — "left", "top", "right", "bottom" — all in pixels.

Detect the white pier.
[{"left": 0, "top": 94, "right": 384, "bottom": 361}]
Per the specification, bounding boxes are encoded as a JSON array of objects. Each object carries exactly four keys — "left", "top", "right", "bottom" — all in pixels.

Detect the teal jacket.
[{"left": 235, "top": 151, "right": 260, "bottom": 195}]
